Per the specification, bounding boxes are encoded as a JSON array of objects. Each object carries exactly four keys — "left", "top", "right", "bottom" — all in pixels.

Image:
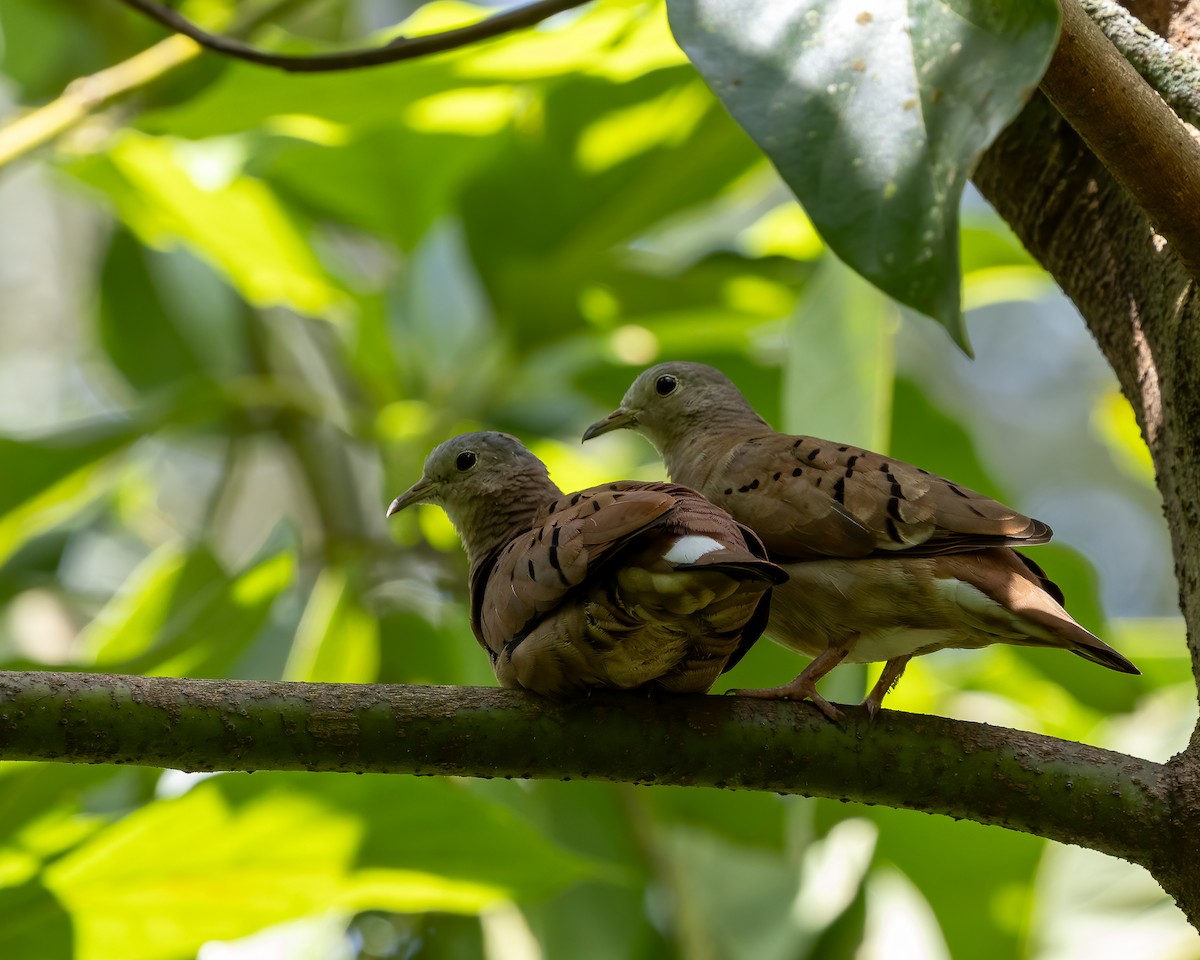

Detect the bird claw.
[
  {"left": 727, "top": 682, "right": 845, "bottom": 722},
  {"left": 859, "top": 656, "right": 909, "bottom": 722}
]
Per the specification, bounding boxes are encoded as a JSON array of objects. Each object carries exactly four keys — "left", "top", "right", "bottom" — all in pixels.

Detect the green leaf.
[
  {"left": 98, "top": 230, "right": 207, "bottom": 393},
  {"left": 784, "top": 253, "right": 897, "bottom": 450},
  {"left": 262, "top": 126, "right": 502, "bottom": 251},
  {"left": 0, "top": 421, "right": 145, "bottom": 567},
  {"left": 667, "top": 0, "right": 1060, "bottom": 344},
  {"left": 138, "top": 1, "right": 678, "bottom": 138},
  {"left": 0, "top": 878, "right": 74, "bottom": 960},
  {"left": 69, "top": 131, "right": 345, "bottom": 319},
  {"left": 817, "top": 802, "right": 1043, "bottom": 960},
  {"left": 0, "top": 764, "right": 115, "bottom": 849},
  {"left": 98, "top": 228, "right": 246, "bottom": 393},
  {"left": 43, "top": 783, "right": 359, "bottom": 960},
  {"left": 78, "top": 543, "right": 294, "bottom": 676},
  {"left": 0, "top": 422, "right": 138, "bottom": 517},
  {"left": 284, "top": 565, "right": 379, "bottom": 683},
  {"left": 462, "top": 70, "right": 763, "bottom": 343},
  {"left": 214, "top": 773, "right": 596, "bottom": 902}
]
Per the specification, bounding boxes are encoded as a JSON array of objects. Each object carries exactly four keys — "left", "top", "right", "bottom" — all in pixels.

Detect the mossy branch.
[{"left": 0, "top": 670, "right": 1172, "bottom": 868}]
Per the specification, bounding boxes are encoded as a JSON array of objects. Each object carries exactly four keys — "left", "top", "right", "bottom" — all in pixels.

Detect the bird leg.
[
  {"left": 728, "top": 643, "right": 851, "bottom": 721},
  {"left": 862, "top": 656, "right": 911, "bottom": 721}
]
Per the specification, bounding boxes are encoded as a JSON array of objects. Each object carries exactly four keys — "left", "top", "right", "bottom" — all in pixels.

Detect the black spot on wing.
[
  {"left": 528, "top": 559, "right": 536, "bottom": 580},
  {"left": 887, "top": 496, "right": 903, "bottom": 521},
  {"left": 885, "top": 518, "right": 905, "bottom": 543},
  {"left": 807, "top": 448, "right": 821, "bottom": 461},
  {"left": 833, "top": 477, "right": 846, "bottom": 504},
  {"left": 792, "top": 468, "right": 802, "bottom": 477}
]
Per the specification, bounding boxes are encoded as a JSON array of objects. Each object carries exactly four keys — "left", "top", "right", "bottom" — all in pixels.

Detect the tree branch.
[
  {"left": 0, "top": 670, "right": 1172, "bottom": 869},
  {"left": 111, "top": 0, "right": 593, "bottom": 73},
  {"left": 1080, "top": 0, "right": 1200, "bottom": 131},
  {"left": 0, "top": 0, "right": 308, "bottom": 171},
  {"left": 1041, "top": 0, "right": 1200, "bottom": 281}
]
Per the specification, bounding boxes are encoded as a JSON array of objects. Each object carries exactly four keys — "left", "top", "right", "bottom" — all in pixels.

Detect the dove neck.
[
  {"left": 454, "top": 477, "right": 562, "bottom": 565},
  {"left": 660, "top": 420, "right": 761, "bottom": 489}
]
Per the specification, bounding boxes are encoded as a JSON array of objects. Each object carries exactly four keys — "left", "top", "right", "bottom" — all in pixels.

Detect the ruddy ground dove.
[
  {"left": 386, "top": 431, "right": 786, "bottom": 696},
  {"left": 583, "top": 361, "right": 1138, "bottom": 718}
]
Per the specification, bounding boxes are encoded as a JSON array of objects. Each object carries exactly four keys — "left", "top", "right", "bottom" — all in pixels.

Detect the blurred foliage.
[{"left": 0, "top": 0, "right": 1195, "bottom": 958}]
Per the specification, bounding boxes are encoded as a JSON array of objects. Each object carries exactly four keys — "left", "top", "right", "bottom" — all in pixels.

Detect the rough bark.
[
  {"left": 0, "top": 671, "right": 1171, "bottom": 867},
  {"left": 974, "top": 4, "right": 1200, "bottom": 924}
]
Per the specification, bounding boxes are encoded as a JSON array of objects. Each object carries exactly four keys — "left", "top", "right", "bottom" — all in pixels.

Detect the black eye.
[
  {"left": 655, "top": 374, "right": 678, "bottom": 396},
  {"left": 455, "top": 451, "right": 477, "bottom": 471}
]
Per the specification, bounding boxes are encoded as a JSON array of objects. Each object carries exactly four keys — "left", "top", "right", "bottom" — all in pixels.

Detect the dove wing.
[{"left": 704, "top": 435, "right": 1050, "bottom": 561}]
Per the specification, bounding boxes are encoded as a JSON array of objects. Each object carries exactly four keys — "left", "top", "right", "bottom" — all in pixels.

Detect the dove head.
[
  {"left": 386, "top": 432, "right": 562, "bottom": 560},
  {"left": 582, "top": 362, "right": 768, "bottom": 457}
]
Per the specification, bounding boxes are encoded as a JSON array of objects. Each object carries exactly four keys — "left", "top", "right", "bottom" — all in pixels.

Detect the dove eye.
[
  {"left": 455, "top": 451, "right": 477, "bottom": 471},
  {"left": 655, "top": 375, "right": 678, "bottom": 396}
]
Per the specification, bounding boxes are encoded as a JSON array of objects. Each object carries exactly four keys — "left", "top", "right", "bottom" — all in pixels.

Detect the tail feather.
[
  {"left": 1020, "top": 606, "right": 1140, "bottom": 675},
  {"left": 1066, "top": 635, "right": 1140, "bottom": 675},
  {"left": 677, "top": 558, "right": 789, "bottom": 585}
]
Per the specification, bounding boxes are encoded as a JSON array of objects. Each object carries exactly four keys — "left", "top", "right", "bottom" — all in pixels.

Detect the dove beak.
[
  {"left": 582, "top": 407, "right": 637, "bottom": 442},
  {"left": 385, "top": 476, "right": 436, "bottom": 517}
]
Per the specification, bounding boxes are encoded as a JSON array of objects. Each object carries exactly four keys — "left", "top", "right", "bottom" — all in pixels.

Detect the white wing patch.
[{"left": 664, "top": 535, "right": 726, "bottom": 564}]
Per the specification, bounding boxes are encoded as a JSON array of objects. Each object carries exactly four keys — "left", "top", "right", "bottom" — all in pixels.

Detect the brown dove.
[
  {"left": 583, "top": 361, "right": 1138, "bottom": 719},
  {"left": 386, "top": 431, "right": 786, "bottom": 697}
]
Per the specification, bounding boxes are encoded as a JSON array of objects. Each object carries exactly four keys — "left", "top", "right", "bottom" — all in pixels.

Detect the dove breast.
[{"left": 472, "top": 482, "right": 786, "bottom": 697}]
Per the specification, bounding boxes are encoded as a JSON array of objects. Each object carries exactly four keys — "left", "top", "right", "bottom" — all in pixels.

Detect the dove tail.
[
  {"left": 676, "top": 559, "right": 789, "bottom": 585},
  {"left": 1066, "top": 634, "right": 1140, "bottom": 675},
  {"left": 1023, "top": 608, "right": 1140, "bottom": 675}
]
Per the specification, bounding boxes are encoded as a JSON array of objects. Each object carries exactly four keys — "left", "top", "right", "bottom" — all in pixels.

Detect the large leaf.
[
  {"left": 215, "top": 773, "right": 596, "bottom": 902},
  {"left": 97, "top": 230, "right": 208, "bottom": 393},
  {"left": 69, "top": 131, "right": 344, "bottom": 318},
  {"left": 283, "top": 565, "right": 379, "bottom": 683},
  {"left": 78, "top": 542, "right": 294, "bottom": 677},
  {"left": 38, "top": 772, "right": 591, "bottom": 960},
  {"left": 784, "top": 252, "right": 897, "bottom": 449},
  {"left": 0, "top": 879, "right": 74, "bottom": 960},
  {"left": 42, "top": 784, "right": 359, "bottom": 960},
  {"left": 667, "top": 0, "right": 1060, "bottom": 344},
  {"left": 816, "top": 802, "right": 1044, "bottom": 960},
  {"left": 462, "top": 69, "right": 763, "bottom": 343},
  {"left": 98, "top": 229, "right": 246, "bottom": 393}
]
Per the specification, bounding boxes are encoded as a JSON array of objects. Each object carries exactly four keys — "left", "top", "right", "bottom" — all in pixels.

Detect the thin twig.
[
  {"left": 113, "top": 0, "right": 593, "bottom": 73},
  {"left": 0, "top": 0, "right": 307, "bottom": 171},
  {"left": 0, "top": 35, "right": 198, "bottom": 170}
]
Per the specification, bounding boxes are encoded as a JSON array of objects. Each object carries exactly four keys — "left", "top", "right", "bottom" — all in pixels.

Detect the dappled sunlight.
[{"left": 0, "top": 0, "right": 1190, "bottom": 954}]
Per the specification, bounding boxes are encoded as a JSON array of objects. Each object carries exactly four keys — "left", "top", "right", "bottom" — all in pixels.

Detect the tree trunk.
[{"left": 973, "top": 1, "right": 1200, "bottom": 921}]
